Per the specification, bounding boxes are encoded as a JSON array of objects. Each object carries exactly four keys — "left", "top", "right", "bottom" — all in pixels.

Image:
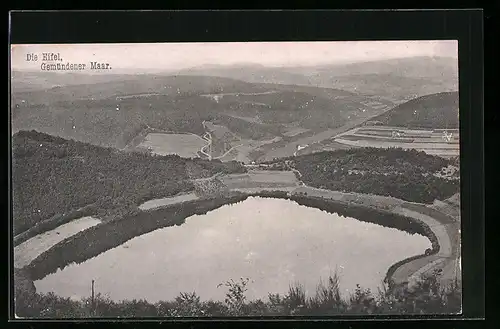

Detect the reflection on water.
[{"left": 35, "top": 197, "right": 430, "bottom": 303}]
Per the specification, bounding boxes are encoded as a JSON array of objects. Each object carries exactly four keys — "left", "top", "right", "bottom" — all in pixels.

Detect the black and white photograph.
[{"left": 11, "top": 40, "right": 461, "bottom": 318}]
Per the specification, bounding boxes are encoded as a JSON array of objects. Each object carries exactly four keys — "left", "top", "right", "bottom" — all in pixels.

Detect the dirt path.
[
  {"left": 213, "top": 143, "right": 244, "bottom": 160},
  {"left": 390, "top": 206, "right": 459, "bottom": 287},
  {"left": 14, "top": 216, "right": 102, "bottom": 269},
  {"left": 200, "top": 131, "right": 212, "bottom": 159}
]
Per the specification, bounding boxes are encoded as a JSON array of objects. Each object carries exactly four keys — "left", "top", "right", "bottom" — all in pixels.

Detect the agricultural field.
[
  {"left": 334, "top": 126, "right": 460, "bottom": 158},
  {"left": 334, "top": 139, "right": 459, "bottom": 158}
]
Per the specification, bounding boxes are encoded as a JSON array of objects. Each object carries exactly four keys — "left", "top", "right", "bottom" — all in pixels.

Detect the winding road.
[
  {"left": 200, "top": 131, "right": 212, "bottom": 160},
  {"left": 200, "top": 120, "right": 244, "bottom": 161},
  {"left": 200, "top": 121, "right": 213, "bottom": 159},
  {"left": 389, "top": 204, "right": 460, "bottom": 287}
]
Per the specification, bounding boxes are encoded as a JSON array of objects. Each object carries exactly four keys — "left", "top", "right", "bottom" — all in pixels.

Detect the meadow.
[
  {"left": 137, "top": 133, "right": 207, "bottom": 158},
  {"left": 221, "top": 170, "right": 300, "bottom": 189}
]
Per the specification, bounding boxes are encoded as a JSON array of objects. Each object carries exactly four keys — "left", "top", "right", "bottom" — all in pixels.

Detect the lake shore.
[{"left": 18, "top": 189, "right": 456, "bottom": 293}]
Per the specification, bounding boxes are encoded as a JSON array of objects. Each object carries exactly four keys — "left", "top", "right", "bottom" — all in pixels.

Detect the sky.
[{"left": 11, "top": 40, "right": 457, "bottom": 72}]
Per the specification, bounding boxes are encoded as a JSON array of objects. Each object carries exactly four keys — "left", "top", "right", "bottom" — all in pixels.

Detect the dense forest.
[
  {"left": 15, "top": 270, "right": 461, "bottom": 317},
  {"left": 11, "top": 130, "right": 246, "bottom": 235},
  {"left": 264, "top": 147, "right": 460, "bottom": 203}
]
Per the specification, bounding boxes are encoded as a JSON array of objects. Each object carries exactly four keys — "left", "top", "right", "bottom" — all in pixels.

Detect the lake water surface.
[{"left": 35, "top": 197, "right": 430, "bottom": 302}]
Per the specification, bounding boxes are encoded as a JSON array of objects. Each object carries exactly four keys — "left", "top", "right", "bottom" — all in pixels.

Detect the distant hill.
[
  {"left": 11, "top": 74, "right": 392, "bottom": 149},
  {"left": 11, "top": 74, "right": 269, "bottom": 105},
  {"left": 370, "top": 91, "right": 459, "bottom": 129},
  {"left": 316, "top": 73, "right": 454, "bottom": 103},
  {"left": 178, "top": 56, "right": 458, "bottom": 102},
  {"left": 178, "top": 65, "right": 314, "bottom": 86},
  {"left": 10, "top": 75, "right": 277, "bottom": 146},
  {"left": 10, "top": 71, "right": 142, "bottom": 93},
  {"left": 289, "top": 57, "right": 458, "bottom": 102},
  {"left": 13, "top": 56, "right": 458, "bottom": 102},
  {"left": 288, "top": 56, "right": 458, "bottom": 80}
]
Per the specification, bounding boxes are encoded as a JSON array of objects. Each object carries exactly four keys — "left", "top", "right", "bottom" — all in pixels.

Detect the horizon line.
[{"left": 10, "top": 54, "right": 458, "bottom": 75}]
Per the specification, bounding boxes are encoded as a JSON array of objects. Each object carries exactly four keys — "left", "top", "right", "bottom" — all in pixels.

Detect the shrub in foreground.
[{"left": 15, "top": 270, "right": 461, "bottom": 318}]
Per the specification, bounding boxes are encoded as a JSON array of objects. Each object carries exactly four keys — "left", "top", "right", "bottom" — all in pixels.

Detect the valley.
[{"left": 11, "top": 52, "right": 463, "bottom": 317}]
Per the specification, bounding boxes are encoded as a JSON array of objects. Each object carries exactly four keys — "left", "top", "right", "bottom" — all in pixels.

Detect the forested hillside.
[
  {"left": 371, "top": 92, "right": 459, "bottom": 128},
  {"left": 11, "top": 131, "right": 246, "bottom": 235},
  {"left": 266, "top": 147, "right": 460, "bottom": 203}
]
